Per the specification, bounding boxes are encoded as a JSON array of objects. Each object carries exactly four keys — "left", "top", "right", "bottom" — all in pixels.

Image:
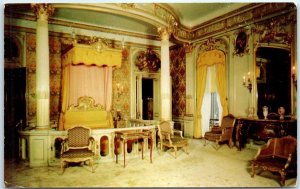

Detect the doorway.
[
  {"left": 142, "top": 78, "right": 153, "bottom": 120},
  {"left": 4, "top": 68, "right": 26, "bottom": 159}
]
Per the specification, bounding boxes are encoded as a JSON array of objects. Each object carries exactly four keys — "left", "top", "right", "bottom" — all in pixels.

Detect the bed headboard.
[
  {"left": 62, "top": 96, "right": 113, "bottom": 130},
  {"left": 68, "top": 96, "right": 105, "bottom": 111}
]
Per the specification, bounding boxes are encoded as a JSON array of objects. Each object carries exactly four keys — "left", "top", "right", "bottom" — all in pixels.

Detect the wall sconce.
[
  {"left": 243, "top": 72, "right": 252, "bottom": 93},
  {"left": 292, "top": 66, "right": 297, "bottom": 90},
  {"left": 116, "top": 83, "right": 124, "bottom": 98}
]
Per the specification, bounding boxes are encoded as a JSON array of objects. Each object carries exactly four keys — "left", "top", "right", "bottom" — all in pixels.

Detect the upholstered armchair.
[
  {"left": 61, "top": 126, "right": 95, "bottom": 174},
  {"left": 204, "top": 114, "right": 236, "bottom": 150},
  {"left": 251, "top": 135, "right": 297, "bottom": 186},
  {"left": 157, "top": 121, "right": 189, "bottom": 158}
]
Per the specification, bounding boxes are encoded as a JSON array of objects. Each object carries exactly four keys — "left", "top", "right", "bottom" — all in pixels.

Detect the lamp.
[
  {"left": 292, "top": 66, "right": 297, "bottom": 90},
  {"left": 243, "top": 72, "right": 252, "bottom": 93}
]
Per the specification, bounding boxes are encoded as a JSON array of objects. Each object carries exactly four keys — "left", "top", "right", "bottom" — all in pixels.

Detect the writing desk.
[{"left": 115, "top": 129, "right": 153, "bottom": 167}]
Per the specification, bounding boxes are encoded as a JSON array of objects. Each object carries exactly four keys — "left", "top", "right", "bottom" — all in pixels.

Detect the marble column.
[
  {"left": 158, "top": 27, "right": 172, "bottom": 121},
  {"left": 31, "top": 4, "right": 54, "bottom": 129}
]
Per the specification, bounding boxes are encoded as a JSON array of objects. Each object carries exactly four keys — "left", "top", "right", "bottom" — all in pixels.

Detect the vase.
[
  {"left": 263, "top": 106, "right": 268, "bottom": 120},
  {"left": 278, "top": 106, "right": 285, "bottom": 120}
]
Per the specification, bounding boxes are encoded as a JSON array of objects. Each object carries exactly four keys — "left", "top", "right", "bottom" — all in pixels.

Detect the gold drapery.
[
  {"left": 59, "top": 43, "right": 121, "bottom": 130},
  {"left": 194, "top": 49, "right": 228, "bottom": 138},
  {"left": 61, "top": 43, "right": 122, "bottom": 68}
]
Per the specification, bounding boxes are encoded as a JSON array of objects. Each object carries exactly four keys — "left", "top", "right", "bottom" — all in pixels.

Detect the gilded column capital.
[
  {"left": 31, "top": 3, "right": 54, "bottom": 20},
  {"left": 157, "top": 27, "right": 172, "bottom": 41}
]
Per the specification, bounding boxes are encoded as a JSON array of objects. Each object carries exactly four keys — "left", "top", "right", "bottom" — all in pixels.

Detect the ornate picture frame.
[{"left": 233, "top": 30, "right": 249, "bottom": 56}]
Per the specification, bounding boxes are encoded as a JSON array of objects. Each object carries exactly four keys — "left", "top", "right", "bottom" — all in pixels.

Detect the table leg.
[
  {"left": 115, "top": 138, "right": 118, "bottom": 164},
  {"left": 123, "top": 140, "right": 126, "bottom": 168},
  {"left": 150, "top": 137, "right": 153, "bottom": 163},
  {"left": 142, "top": 138, "right": 144, "bottom": 160}
]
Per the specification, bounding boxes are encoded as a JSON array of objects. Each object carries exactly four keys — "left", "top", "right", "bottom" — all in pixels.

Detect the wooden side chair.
[
  {"left": 204, "top": 114, "right": 236, "bottom": 150},
  {"left": 251, "top": 135, "right": 297, "bottom": 186},
  {"left": 157, "top": 121, "right": 189, "bottom": 158},
  {"left": 61, "top": 126, "right": 95, "bottom": 174}
]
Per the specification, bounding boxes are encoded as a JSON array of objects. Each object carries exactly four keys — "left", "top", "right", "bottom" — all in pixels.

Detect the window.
[{"left": 209, "top": 92, "right": 219, "bottom": 127}]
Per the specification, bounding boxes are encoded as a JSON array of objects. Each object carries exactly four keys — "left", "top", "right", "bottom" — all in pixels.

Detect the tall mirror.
[{"left": 256, "top": 47, "right": 291, "bottom": 119}]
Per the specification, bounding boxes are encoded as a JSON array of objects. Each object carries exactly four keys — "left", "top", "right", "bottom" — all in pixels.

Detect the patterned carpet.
[{"left": 3, "top": 139, "right": 297, "bottom": 187}]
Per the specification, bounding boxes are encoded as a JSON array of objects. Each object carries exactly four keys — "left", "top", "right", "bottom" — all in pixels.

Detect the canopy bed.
[
  {"left": 58, "top": 42, "right": 121, "bottom": 130},
  {"left": 18, "top": 42, "right": 157, "bottom": 168}
]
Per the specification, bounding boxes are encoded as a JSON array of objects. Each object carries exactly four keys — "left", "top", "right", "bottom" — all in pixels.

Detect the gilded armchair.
[
  {"left": 157, "top": 121, "right": 189, "bottom": 158},
  {"left": 61, "top": 126, "right": 95, "bottom": 174}
]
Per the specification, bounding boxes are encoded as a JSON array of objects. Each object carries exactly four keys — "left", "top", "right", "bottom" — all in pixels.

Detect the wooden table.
[{"left": 115, "top": 129, "right": 153, "bottom": 167}]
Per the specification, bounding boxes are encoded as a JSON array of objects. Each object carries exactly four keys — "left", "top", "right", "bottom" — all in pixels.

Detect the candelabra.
[{"left": 243, "top": 72, "right": 252, "bottom": 93}]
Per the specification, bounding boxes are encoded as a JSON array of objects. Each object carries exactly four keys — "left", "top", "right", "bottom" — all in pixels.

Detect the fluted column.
[
  {"left": 158, "top": 27, "right": 172, "bottom": 121},
  {"left": 31, "top": 4, "right": 54, "bottom": 129}
]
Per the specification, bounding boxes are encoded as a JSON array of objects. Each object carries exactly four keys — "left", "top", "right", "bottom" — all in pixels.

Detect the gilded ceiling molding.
[
  {"left": 5, "top": 3, "right": 296, "bottom": 44},
  {"left": 116, "top": 3, "right": 135, "bottom": 9},
  {"left": 252, "top": 13, "right": 295, "bottom": 46},
  {"left": 153, "top": 4, "right": 178, "bottom": 27},
  {"left": 31, "top": 3, "right": 55, "bottom": 19},
  {"left": 183, "top": 43, "right": 195, "bottom": 53},
  {"left": 226, "top": 11, "right": 253, "bottom": 28},
  {"left": 252, "top": 3, "right": 295, "bottom": 20},
  {"left": 173, "top": 3, "right": 295, "bottom": 43},
  {"left": 199, "top": 38, "right": 223, "bottom": 51}
]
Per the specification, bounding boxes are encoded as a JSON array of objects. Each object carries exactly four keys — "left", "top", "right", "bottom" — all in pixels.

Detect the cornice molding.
[{"left": 5, "top": 3, "right": 296, "bottom": 44}]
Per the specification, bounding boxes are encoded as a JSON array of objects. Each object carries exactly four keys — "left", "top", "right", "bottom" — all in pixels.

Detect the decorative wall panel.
[
  {"left": 170, "top": 46, "right": 186, "bottom": 118},
  {"left": 26, "top": 34, "right": 62, "bottom": 123},
  {"left": 112, "top": 47, "right": 131, "bottom": 121},
  {"left": 49, "top": 37, "right": 62, "bottom": 123},
  {"left": 26, "top": 33, "right": 36, "bottom": 120}
]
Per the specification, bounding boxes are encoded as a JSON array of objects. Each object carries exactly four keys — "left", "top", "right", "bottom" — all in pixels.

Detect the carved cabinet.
[{"left": 233, "top": 118, "right": 297, "bottom": 150}]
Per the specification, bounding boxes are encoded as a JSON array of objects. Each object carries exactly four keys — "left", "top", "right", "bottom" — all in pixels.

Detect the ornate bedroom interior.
[{"left": 3, "top": 2, "right": 298, "bottom": 187}]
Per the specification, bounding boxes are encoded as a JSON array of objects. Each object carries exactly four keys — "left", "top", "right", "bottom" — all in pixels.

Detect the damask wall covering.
[
  {"left": 26, "top": 33, "right": 62, "bottom": 123},
  {"left": 170, "top": 46, "right": 186, "bottom": 118},
  {"left": 112, "top": 47, "right": 131, "bottom": 121}
]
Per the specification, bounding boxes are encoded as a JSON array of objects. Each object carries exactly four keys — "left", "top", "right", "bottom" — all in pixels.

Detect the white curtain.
[{"left": 200, "top": 65, "right": 223, "bottom": 136}]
